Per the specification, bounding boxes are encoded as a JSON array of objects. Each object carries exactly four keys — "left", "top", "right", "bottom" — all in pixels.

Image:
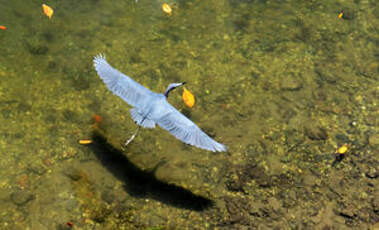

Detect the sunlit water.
[{"left": 0, "top": 0, "right": 377, "bottom": 229}]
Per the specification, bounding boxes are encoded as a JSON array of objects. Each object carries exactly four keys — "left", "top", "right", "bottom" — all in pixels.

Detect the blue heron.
[{"left": 93, "top": 54, "right": 227, "bottom": 152}]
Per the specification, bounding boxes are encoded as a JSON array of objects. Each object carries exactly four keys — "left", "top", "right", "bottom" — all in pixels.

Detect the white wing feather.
[
  {"left": 94, "top": 54, "right": 227, "bottom": 152},
  {"left": 155, "top": 102, "right": 227, "bottom": 152},
  {"left": 93, "top": 54, "right": 154, "bottom": 108}
]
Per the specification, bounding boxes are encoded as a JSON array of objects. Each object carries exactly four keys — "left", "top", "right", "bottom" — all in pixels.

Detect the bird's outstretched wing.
[
  {"left": 93, "top": 54, "right": 155, "bottom": 108},
  {"left": 155, "top": 101, "right": 227, "bottom": 152}
]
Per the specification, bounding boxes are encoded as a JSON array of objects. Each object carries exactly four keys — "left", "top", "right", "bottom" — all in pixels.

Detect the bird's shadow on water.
[{"left": 89, "top": 131, "right": 214, "bottom": 211}]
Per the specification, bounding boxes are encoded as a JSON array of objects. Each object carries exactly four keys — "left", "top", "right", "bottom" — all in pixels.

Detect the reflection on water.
[{"left": 0, "top": 0, "right": 377, "bottom": 229}]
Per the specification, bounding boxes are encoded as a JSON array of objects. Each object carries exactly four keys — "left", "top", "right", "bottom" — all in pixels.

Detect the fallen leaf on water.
[
  {"left": 79, "top": 139, "right": 92, "bottom": 145},
  {"left": 93, "top": 114, "right": 102, "bottom": 124},
  {"left": 92, "top": 114, "right": 102, "bottom": 129},
  {"left": 162, "top": 3, "right": 172, "bottom": 15},
  {"left": 42, "top": 4, "right": 54, "bottom": 19},
  {"left": 336, "top": 144, "right": 350, "bottom": 154},
  {"left": 338, "top": 11, "right": 344, "bottom": 19},
  {"left": 182, "top": 87, "right": 195, "bottom": 108}
]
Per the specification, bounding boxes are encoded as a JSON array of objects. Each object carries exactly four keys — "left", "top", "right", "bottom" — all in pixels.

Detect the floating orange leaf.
[
  {"left": 92, "top": 114, "right": 102, "bottom": 129},
  {"left": 93, "top": 114, "right": 102, "bottom": 124},
  {"left": 0, "top": 25, "right": 6, "bottom": 30},
  {"left": 182, "top": 87, "right": 195, "bottom": 108},
  {"left": 162, "top": 3, "right": 172, "bottom": 15},
  {"left": 42, "top": 4, "right": 54, "bottom": 19}
]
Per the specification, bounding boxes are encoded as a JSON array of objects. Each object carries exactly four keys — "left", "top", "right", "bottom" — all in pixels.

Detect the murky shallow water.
[{"left": 0, "top": 0, "right": 377, "bottom": 229}]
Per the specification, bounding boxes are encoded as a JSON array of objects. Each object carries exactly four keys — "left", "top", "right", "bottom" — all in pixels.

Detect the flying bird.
[{"left": 93, "top": 54, "right": 227, "bottom": 152}]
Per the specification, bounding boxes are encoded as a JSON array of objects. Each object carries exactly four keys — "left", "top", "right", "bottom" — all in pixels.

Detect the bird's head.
[{"left": 164, "top": 82, "right": 186, "bottom": 97}]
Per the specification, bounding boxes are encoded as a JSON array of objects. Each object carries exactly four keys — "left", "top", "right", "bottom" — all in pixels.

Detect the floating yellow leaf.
[
  {"left": 162, "top": 3, "right": 172, "bottom": 15},
  {"left": 182, "top": 87, "right": 195, "bottom": 108},
  {"left": 79, "top": 139, "right": 92, "bottom": 145},
  {"left": 42, "top": 4, "right": 54, "bottom": 19},
  {"left": 338, "top": 11, "right": 344, "bottom": 19},
  {"left": 336, "top": 144, "right": 349, "bottom": 154}
]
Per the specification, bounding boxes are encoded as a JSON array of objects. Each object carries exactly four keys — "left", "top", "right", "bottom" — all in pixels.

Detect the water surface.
[{"left": 0, "top": 0, "right": 377, "bottom": 229}]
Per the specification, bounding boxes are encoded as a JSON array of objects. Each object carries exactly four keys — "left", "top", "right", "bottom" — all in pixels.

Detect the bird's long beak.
[{"left": 164, "top": 82, "right": 187, "bottom": 97}]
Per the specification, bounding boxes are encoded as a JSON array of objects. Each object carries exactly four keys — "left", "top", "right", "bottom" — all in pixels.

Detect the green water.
[{"left": 0, "top": 0, "right": 377, "bottom": 229}]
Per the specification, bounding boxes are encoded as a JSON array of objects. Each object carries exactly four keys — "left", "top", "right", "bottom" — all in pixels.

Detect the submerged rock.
[
  {"left": 305, "top": 124, "right": 328, "bottom": 140},
  {"left": 63, "top": 167, "right": 82, "bottom": 181},
  {"left": 280, "top": 73, "right": 303, "bottom": 91},
  {"left": 368, "top": 133, "right": 379, "bottom": 146},
  {"left": 11, "top": 190, "right": 34, "bottom": 206}
]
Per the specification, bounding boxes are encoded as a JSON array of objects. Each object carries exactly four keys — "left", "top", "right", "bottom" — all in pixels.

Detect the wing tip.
[
  {"left": 212, "top": 143, "right": 227, "bottom": 152},
  {"left": 194, "top": 137, "right": 227, "bottom": 152},
  {"left": 94, "top": 53, "right": 106, "bottom": 60},
  {"left": 93, "top": 53, "right": 106, "bottom": 67}
]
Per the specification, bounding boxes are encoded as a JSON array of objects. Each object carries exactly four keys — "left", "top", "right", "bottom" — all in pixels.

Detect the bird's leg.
[
  {"left": 125, "top": 115, "right": 148, "bottom": 147},
  {"left": 124, "top": 127, "right": 140, "bottom": 147}
]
